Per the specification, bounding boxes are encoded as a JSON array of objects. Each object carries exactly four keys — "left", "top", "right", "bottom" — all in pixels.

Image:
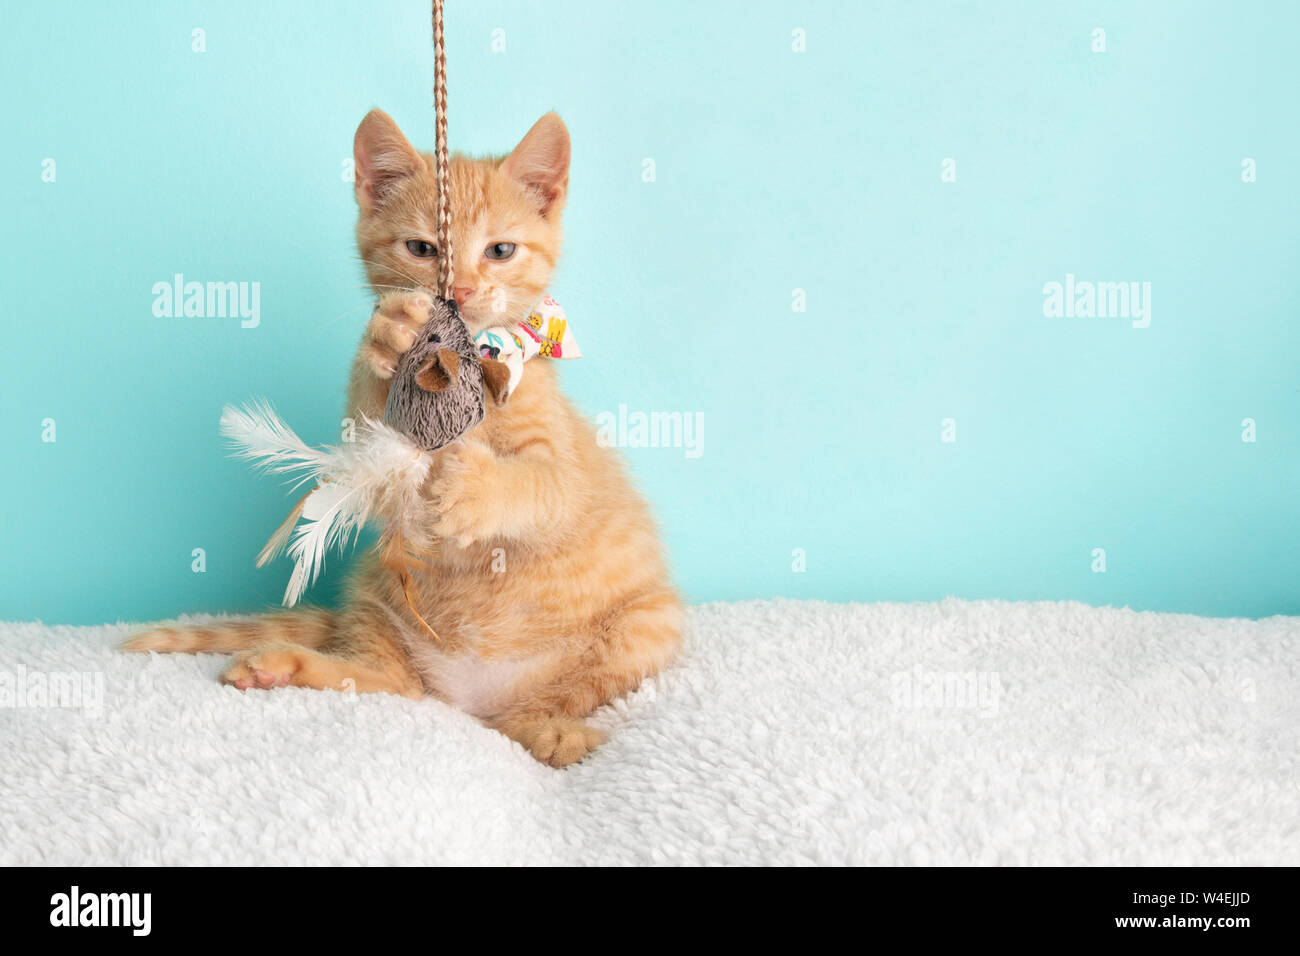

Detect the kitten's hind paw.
[
  {"left": 497, "top": 715, "right": 605, "bottom": 768},
  {"left": 220, "top": 647, "right": 304, "bottom": 691}
]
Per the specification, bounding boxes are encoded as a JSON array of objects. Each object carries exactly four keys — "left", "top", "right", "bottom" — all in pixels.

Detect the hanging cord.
[
  {"left": 433, "top": 0, "right": 453, "bottom": 299},
  {"left": 391, "top": 0, "right": 454, "bottom": 642}
]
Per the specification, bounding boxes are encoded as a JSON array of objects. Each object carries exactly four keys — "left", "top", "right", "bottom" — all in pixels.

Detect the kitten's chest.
[
  {"left": 469, "top": 362, "right": 561, "bottom": 449},
  {"left": 412, "top": 642, "right": 555, "bottom": 719}
]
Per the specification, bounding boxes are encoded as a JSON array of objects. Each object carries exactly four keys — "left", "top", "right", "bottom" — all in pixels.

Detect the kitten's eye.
[
  {"left": 405, "top": 239, "right": 438, "bottom": 258},
  {"left": 484, "top": 242, "right": 516, "bottom": 261}
]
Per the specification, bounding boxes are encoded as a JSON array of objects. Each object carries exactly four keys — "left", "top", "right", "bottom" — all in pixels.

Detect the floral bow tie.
[{"left": 473, "top": 296, "right": 581, "bottom": 399}]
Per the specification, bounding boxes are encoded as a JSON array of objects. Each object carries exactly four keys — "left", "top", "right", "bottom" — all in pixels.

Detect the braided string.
[
  {"left": 432, "top": 0, "right": 452, "bottom": 299},
  {"left": 388, "top": 0, "right": 454, "bottom": 644}
]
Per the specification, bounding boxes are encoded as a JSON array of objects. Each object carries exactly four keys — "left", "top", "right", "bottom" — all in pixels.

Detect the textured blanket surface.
[{"left": 1, "top": 599, "right": 1296, "bottom": 865}]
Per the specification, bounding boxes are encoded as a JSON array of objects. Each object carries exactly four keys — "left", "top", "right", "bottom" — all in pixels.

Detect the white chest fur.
[{"left": 414, "top": 647, "right": 553, "bottom": 720}]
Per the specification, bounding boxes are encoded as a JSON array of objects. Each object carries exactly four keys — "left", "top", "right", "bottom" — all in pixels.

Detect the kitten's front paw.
[
  {"left": 363, "top": 290, "right": 434, "bottom": 379},
  {"left": 429, "top": 441, "right": 495, "bottom": 548}
]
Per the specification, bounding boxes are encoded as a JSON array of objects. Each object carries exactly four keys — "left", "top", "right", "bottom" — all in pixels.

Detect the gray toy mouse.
[{"left": 383, "top": 296, "right": 512, "bottom": 451}]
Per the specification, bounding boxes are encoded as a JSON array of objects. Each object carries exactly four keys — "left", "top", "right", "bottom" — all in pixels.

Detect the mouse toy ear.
[
  {"left": 478, "top": 355, "right": 512, "bottom": 406},
  {"left": 415, "top": 349, "right": 460, "bottom": 392}
]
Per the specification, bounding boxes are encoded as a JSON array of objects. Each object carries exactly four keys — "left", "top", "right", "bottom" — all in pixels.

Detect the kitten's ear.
[
  {"left": 478, "top": 356, "right": 512, "bottom": 406},
  {"left": 353, "top": 109, "right": 427, "bottom": 213},
  {"left": 500, "top": 112, "right": 570, "bottom": 217},
  {"left": 415, "top": 349, "right": 460, "bottom": 392}
]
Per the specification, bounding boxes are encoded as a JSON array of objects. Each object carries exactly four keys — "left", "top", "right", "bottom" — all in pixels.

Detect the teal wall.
[{"left": 3, "top": 1, "right": 1296, "bottom": 623}]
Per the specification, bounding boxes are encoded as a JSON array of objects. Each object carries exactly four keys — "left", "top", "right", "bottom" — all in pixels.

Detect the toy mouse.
[{"left": 385, "top": 296, "right": 511, "bottom": 452}]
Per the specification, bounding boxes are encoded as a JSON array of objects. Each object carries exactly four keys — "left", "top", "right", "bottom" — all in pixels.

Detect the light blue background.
[{"left": 2, "top": 1, "right": 1296, "bottom": 623}]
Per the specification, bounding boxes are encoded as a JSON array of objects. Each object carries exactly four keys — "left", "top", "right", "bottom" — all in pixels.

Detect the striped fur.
[{"left": 122, "top": 609, "right": 334, "bottom": 654}]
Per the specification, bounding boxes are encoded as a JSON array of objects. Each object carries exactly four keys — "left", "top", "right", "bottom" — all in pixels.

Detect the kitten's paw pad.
[
  {"left": 513, "top": 717, "right": 605, "bottom": 768},
  {"left": 220, "top": 649, "right": 302, "bottom": 691},
  {"left": 364, "top": 290, "right": 435, "bottom": 378}
]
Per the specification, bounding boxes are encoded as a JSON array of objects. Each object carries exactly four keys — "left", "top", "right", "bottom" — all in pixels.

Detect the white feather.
[{"left": 220, "top": 401, "right": 434, "bottom": 606}]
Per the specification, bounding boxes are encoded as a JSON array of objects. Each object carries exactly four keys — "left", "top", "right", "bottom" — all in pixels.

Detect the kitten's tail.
[{"left": 120, "top": 608, "right": 335, "bottom": 654}]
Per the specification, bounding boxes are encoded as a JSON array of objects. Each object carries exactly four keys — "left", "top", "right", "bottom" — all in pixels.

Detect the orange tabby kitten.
[{"left": 124, "top": 110, "right": 682, "bottom": 767}]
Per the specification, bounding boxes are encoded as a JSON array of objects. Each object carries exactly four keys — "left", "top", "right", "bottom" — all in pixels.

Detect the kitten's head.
[{"left": 353, "top": 109, "right": 569, "bottom": 334}]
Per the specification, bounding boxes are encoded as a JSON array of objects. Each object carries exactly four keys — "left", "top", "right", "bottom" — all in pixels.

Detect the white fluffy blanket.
[{"left": 1, "top": 599, "right": 1295, "bottom": 865}]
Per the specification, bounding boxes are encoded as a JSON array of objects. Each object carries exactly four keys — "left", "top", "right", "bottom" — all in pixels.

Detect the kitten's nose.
[{"left": 452, "top": 286, "right": 476, "bottom": 306}]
